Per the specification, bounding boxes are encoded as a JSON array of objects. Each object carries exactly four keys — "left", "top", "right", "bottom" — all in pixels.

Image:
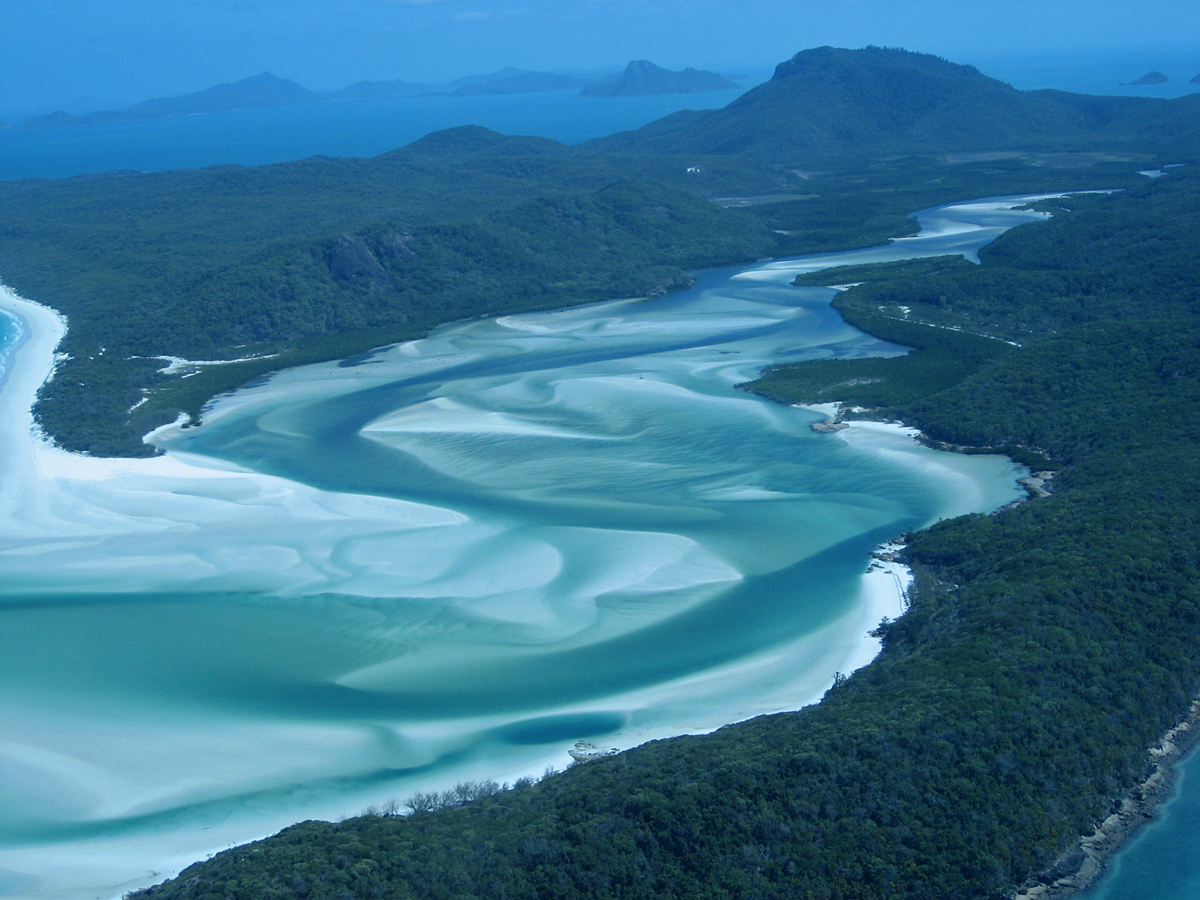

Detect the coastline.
[
  {"left": 1016, "top": 699, "right": 1200, "bottom": 899},
  {"left": 0, "top": 191, "right": 1084, "bottom": 898},
  {"left": 0, "top": 282, "right": 930, "bottom": 900},
  {"left": 789, "top": 404, "right": 1194, "bottom": 900}
]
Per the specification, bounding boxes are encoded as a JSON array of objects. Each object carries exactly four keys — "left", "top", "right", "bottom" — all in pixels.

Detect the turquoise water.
[
  {"left": 0, "top": 88, "right": 747, "bottom": 181},
  {"left": 1083, "top": 749, "right": 1200, "bottom": 899},
  {"left": 0, "top": 197, "right": 1051, "bottom": 897},
  {"left": 0, "top": 313, "right": 19, "bottom": 381}
]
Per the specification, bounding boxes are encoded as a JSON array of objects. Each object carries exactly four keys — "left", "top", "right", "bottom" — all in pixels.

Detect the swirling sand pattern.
[{"left": 0, "top": 196, "right": 1056, "bottom": 898}]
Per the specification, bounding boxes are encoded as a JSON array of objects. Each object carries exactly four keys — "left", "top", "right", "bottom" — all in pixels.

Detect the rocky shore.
[{"left": 1015, "top": 698, "right": 1200, "bottom": 899}]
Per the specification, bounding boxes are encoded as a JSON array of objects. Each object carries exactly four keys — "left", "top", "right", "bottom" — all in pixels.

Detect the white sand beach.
[{"left": 0, "top": 192, "right": 1035, "bottom": 899}]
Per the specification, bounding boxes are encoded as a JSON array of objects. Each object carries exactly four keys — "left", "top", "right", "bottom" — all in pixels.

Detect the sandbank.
[{"left": 0, "top": 190, "right": 1039, "bottom": 898}]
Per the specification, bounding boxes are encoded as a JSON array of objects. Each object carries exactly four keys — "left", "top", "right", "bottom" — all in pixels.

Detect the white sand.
[
  {"left": 0, "top": 276, "right": 1016, "bottom": 899},
  {"left": 0, "top": 284, "right": 484, "bottom": 598}
]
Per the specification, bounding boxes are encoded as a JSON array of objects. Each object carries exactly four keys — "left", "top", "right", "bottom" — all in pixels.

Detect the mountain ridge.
[
  {"left": 580, "top": 60, "right": 740, "bottom": 97},
  {"left": 23, "top": 72, "right": 319, "bottom": 128},
  {"left": 583, "top": 45, "right": 1200, "bottom": 160}
]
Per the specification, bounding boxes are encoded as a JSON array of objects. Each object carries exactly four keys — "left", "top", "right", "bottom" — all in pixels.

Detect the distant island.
[
  {"left": 23, "top": 72, "right": 319, "bottom": 128},
  {"left": 1125, "top": 70, "right": 1170, "bottom": 85},
  {"left": 449, "top": 68, "right": 590, "bottom": 96},
  {"left": 21, "top": 62, "right": 742, "bottom": 129},
  {"left": 329, "top": 78, "right": 431, "bottom": 100},
  {"left": 1191, "top": 71, "right": 1200, "bottom": 84},
  {"left": 581, "top": 60, "right": 740, "bottom": 96}
]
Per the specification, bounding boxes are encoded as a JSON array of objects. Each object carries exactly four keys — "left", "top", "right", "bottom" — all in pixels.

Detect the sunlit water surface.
[{"left": 0, "top": 197, "right": 1061, "bottom": 898}]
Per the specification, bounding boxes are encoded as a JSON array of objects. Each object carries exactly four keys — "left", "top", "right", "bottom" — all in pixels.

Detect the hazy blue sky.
[{"left": 3, "top": 0, "right": 1199, "bottom": 112}]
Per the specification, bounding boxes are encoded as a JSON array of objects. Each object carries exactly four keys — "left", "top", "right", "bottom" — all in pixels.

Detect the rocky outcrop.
[
  {"left": 326, "top": 234, "right": 395, "bottom": 293},
  {"left": 568, "top": 741, "right": 619, "bottom": 763},
  {"left": 1016, "top": 699, "right": 1200, "bottom": 899},
  {"left": 373, "top": 231, "right": 419, "bottom": 263}
]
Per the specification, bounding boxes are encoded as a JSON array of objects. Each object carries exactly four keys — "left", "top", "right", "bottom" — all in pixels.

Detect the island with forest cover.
[{"left": 3, "top": 45, "right": 1200, "bottom": 900}]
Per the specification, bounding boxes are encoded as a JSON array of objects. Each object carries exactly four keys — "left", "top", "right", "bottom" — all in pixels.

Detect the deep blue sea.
[
  {"left": 974, "top": 48, "right": 1200, "bottom": 99},
  {"left": 0, "top": 88, "right": 747, "bottom": 181}
]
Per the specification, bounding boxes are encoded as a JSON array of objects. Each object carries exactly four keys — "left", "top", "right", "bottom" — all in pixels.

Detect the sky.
[{"left": 3, "top": 0, "right": 1200, "bottom": 114}]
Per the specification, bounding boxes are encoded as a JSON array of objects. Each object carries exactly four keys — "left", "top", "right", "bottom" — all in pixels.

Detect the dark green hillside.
[
  {"left": 129, "top": 160, "right": 1200, "bottom": 900},
  {"left": 0, "top": 132, "right": 785, "bottom": 455},
  {"left": 586, "top": 46, "right": 1200, "bottom": 161},
  {"left": 25, "top": 178, "right": 775, "bottom": 455},
  {"left": 1, "top": 115, "right": 1143, "bottom": 456}
]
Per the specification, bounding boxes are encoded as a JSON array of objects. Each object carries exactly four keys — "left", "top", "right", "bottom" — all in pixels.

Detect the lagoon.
[{"left": 0, "top": 195, "right": 1053, "bottom": 898}]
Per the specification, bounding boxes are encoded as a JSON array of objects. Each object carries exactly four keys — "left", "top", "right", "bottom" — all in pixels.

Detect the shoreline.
[
  {"left": 803, "top": 401, "right": 1057, "bottom": 508},
  {"left": 1016, "top": 698, "right": 1200, "bottom": 899},
  {"left": 0, "top": 283, "right": 927, "bottom": 900},
  {"left": 789, "top": 399, "right": 1194, "bottom": 900},
  {"left": 0, "top": 192, "right": 1086, "bottom": 898}
]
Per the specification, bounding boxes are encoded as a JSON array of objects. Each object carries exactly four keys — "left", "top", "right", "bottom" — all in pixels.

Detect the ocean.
[
  {"left": 2, "top": 49, "right": 1197, "bottom": 184},
  {"left": 0, "top": 88, "right": 747, "bottom": 181}
]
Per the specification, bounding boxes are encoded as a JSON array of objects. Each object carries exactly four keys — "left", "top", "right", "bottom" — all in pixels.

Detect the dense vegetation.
[
  {"left": 0, "top": 124, "right": 1137, "bottom": 455},
  {"left": 588, "top": 46, "right": 1200, "bottom": 161},
  {"left": 127, "top": 163, "right": 1200, "bottom": 900},
  {"left": 0, "top": 129, "right": 784, "bottom": 454}
]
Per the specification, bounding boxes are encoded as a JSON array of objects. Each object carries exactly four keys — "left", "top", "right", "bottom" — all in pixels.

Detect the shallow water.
[
  {"left": 0, "top": 314, "right": 18, "bottom": 382},
  {"left": 0, "top": 196, "right": 1055, "bottom": 898}
]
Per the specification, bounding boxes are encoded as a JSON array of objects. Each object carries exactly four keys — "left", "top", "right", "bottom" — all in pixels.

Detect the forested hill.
[
  {"left": 129, "top": 159, "right": 1200, "bottom": 900},
  {"left": 4, "top": 46, "right": 1195, "bottom": 457},
  {"left": 0, "top": 133, "right": 782, "bottom": 455},
  {"left": 586, "top": 45, "right": 1200, "bottom": 161},
  {"left": 0, "top": 113, "right": 1142, "bottom": 456}
]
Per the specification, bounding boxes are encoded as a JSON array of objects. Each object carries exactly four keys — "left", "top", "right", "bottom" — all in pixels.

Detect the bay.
[{"left": 0, "top": 195, "right": 1053, "bottom": 898}]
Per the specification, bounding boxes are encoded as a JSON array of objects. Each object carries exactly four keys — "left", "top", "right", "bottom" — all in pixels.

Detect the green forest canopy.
[
  {"left": 0, "top": 139, "right": 1143, "bottom": 455},
  {"left": 128, "top": 165, "right": 1200, "bottom": 900}
]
